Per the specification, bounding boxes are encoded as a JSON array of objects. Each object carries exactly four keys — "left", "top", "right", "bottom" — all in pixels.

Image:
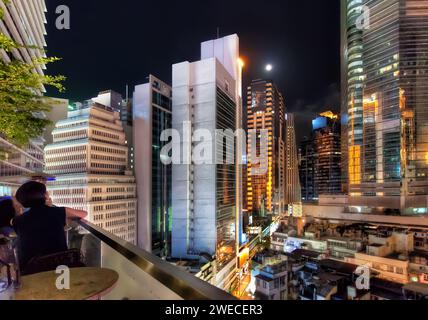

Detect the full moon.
[{"left": 265, "top": 64, "right": 273, "bottom": 72}]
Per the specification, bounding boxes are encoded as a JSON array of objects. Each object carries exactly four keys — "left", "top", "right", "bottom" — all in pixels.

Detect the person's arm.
[{"left": 65, "top": 207, "right": 88, "bottom": 220}]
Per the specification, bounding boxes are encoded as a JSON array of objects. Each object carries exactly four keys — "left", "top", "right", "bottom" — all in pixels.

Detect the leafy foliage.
[{"left": 0, "top": 1, "right": 65, "bottom": 147}]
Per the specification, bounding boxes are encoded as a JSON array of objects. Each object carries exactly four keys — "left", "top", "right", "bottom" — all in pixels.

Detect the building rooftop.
[
  {"left": 289, "top": 249, "right": 325, "bottom": 260},
  {"left": 403, "top": 283, "right": 428, "bottom": 296},
  {"left": 255, "top": 274, "right": 274, "bottom": 283},
  {"left": 320, "top": 259, "right": 359, "bottom": 276},
  {"left": 368, "top": 243, "right": 384, "bottom": 248}
]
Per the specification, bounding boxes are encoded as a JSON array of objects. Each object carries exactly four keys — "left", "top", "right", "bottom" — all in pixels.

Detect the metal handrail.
[{"left": 77, "top": 220, "right": 236, "bottom": 301}]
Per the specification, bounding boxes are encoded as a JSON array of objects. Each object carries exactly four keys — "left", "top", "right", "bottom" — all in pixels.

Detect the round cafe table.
[{"left": 15, "top": 267, "right": 119, "bottom": 300}]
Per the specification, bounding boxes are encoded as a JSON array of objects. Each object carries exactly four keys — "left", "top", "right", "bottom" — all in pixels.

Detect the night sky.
[{"left": 45, "top": 0, "right": 341, "bottom": 141}]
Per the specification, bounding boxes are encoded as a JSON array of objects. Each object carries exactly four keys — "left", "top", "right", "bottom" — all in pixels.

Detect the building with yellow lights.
[
  {"left": 341, "top": 0, "right": 428, "bottom": 213},
  {"left": 246, "top": 79, "right": 286, "bottom": 216},
  {"left": 299, "top": 111, "right": 342, "bottom": 201}
]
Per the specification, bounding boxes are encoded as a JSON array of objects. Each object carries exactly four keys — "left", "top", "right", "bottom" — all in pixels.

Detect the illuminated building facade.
[
  {"left": 299, "top": 137, "right": 316, "bottom": 201},
  {"left": 0, "top": 0, "right": 47, "bottom": 194},
  {"left": 134, "top": 75, "right": 172, "bottom": 256},
  {"left": 342, "top": 0, "right": 428, "bottom": 213},
  {"left": 92, "top": 90, "right": 135, "bottom": 171},
  {"left": 313, "top": 112, "right": 342, "bottom": 196},
  {"left": 246, "top": 79, "right": 286, "bottom": 216},
  {"left": 171, "top": 34, "right": 243, "bottom": 290},
  {"left": 341, "top": 0, "right": 365, "bottom": 195},
  {"left": 44, "top": 102, "right": 137, "bottom": 244},
  {"left": 285, "top": 114, "right": 301, "bottom": 205},
  {"left": 299, "top": 112, "right": 342, "bottom": 201}
]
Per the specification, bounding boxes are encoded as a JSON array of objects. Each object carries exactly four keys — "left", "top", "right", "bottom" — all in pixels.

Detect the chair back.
[{"left": 24, "top": 249, "right": 85, "bottom": 275}]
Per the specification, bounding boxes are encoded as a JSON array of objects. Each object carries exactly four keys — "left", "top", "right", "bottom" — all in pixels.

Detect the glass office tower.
[
  {"left": 299, "top": 112, "right": 342, "bottom": 201},
  {"left": 134, "top": 76, "right": 172, "bottom": 256},
  {"left": 342, "top": 0, "right": 428, "bottom": 212}
]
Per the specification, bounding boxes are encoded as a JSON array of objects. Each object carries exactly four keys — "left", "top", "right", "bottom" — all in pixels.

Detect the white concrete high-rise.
[
  {"left": 171, "top": 34, "right": 243, "bottom": 290},
  {"left": 44, "top": 101, "right": 137, "bottom": 244}
]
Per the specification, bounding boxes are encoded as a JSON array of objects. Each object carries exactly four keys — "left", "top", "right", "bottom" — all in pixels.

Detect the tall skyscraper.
[
  {"left": 299, "top": 137, "right": 316, "bottom": 201},
  {"left": 299, "top": 111, "right": 342, "bottom": 201},
  {"left": 285, "top": 114, "right": 301, "bottom": 205},
  {"left": 44, "top": 101, "right": 137, "bottom": 244},
  {"left": 341, "top": 0, "right": 428, "bottom": 213},
  {"left": 171, "top": 34, "right": 243, "bottom": 290},
  {"left": 133, "top": 75, "right": 172, "bottom": 256},
  {"left": 0, "top": 0, "right": 47, "bottom": 195},
  {"left": 246, "top": 79, "right": 286, "bottom": 216}
]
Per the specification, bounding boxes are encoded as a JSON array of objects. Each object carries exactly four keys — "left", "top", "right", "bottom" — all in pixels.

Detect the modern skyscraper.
[
  {"left": 299, "top": 137, "right": 316, "bottom": 202},
  {"left": 285, "top": 114, "right": 301, "bottom": 205},
  {"left": 44, "top": 101, "right": 137, "bottom": 244},
  {"left": 341, "top": 0, "right": 428, "bottom": 213},
  {"left": 133, "top": 75, "right": 172, "bottom": 256},
  {"left": 245, "top": 79, "right": 286, "bottom": 216},
  {"left": 340, "top": 0, "right": 365, "bottom": 196},
  {"left": 299, "top": 112, "right": 342, "bottom": 201},
  {"left": 0, "top": 0, "right": 47, "bottom": 194},
  {"left": 171, "top": 34, "right": 243, "bottom": 290}
]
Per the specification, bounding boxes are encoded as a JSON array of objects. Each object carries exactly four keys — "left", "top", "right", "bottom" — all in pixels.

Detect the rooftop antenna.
[
  {"left": 125, "top": 84, "right": 129, "bottom": 102},
  {"left": 217, "top": 27, "right": 220, "bottom": 39}
]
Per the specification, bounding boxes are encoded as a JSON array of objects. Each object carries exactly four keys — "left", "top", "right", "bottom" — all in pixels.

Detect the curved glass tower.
[
  {"left": 342, "top": 0, "right": 428, "bottom": 212},
  {"left": 341, "top": 0, "right": 365, "bottom": 192}
]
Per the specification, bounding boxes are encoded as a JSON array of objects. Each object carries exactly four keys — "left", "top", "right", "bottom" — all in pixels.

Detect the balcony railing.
[{"left": 67, "top": 220, "right": 235, "bottom": 300}]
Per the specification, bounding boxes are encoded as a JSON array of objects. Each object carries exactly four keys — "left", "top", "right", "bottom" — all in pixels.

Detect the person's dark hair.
[
  {"left": 16, "top": 181, "right": 47, "bottom": 208},
  {"left": 0, "top": 199, "right": 16, "bottom": 229}
]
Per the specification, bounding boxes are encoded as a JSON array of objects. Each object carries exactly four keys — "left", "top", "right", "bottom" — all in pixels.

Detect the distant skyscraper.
[
  {"left": 43, "top": 98, "right": 70, "bottom": 145},
  {"left": 246, "top": 79, "right": 286, "bottom": 216},
  {"left": 300, "top": 112, "right": 342, "bottom": 201},
  {"left": 171, "top": 34, "right": 243, "bottom": 290},
  {"left": 299, "top": 137, "right": 315, "bottom": 201},
  {"left": 341, "top": 0, "right": 428, "bottom": 213},
  {"left": 133, "top": 75, "right": 172, "bottom": 256},
  {"left": 44, "top": 101, "right": 137, "bottom": 244},
  {"left": 285, "top": 114, "right": 301, "bottom": 205},
  {"left": 0, "top": 0, "right": 47, "bottom": 195}
]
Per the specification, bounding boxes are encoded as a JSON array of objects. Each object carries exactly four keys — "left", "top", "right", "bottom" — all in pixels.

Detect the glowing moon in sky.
[{"left": 265, "top": 64, "right": 273, "bottom": 72}]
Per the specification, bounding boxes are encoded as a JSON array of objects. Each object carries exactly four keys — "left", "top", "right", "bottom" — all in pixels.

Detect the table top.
[{"left": 15, "top": 267, "right": 119, "bottom": 300}]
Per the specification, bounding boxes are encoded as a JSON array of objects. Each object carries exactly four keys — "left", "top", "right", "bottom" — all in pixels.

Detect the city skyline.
[
  {"left": 43, "top": 0, "right": 341, "bottom": 143},
  {"left": 3, "top": 0, "right": 428, "bottom": 303}
]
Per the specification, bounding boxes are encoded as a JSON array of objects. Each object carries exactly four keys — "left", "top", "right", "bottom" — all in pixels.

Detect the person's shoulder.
[
  {"left": 46, "top": 206, "right": 66, "bottom": 215},
  {"left": 11, "top": 213, "right": 25, "bottom": 227},
  {"left": 46, "top": 205, "right": 65, "bottom": 212}
]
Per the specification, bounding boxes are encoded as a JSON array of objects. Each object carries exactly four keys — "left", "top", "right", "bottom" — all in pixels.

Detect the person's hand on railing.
[{"left": 66, "top": 208, "right": 88, "bottom": 221}]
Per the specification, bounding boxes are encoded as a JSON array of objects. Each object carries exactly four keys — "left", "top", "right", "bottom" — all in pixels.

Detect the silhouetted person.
[
  {"left": 0, "top": 197, "right": 17, "bottom": 238},
  {"left": 12, "top": 181, "right": 87, "bottom": 272}
]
